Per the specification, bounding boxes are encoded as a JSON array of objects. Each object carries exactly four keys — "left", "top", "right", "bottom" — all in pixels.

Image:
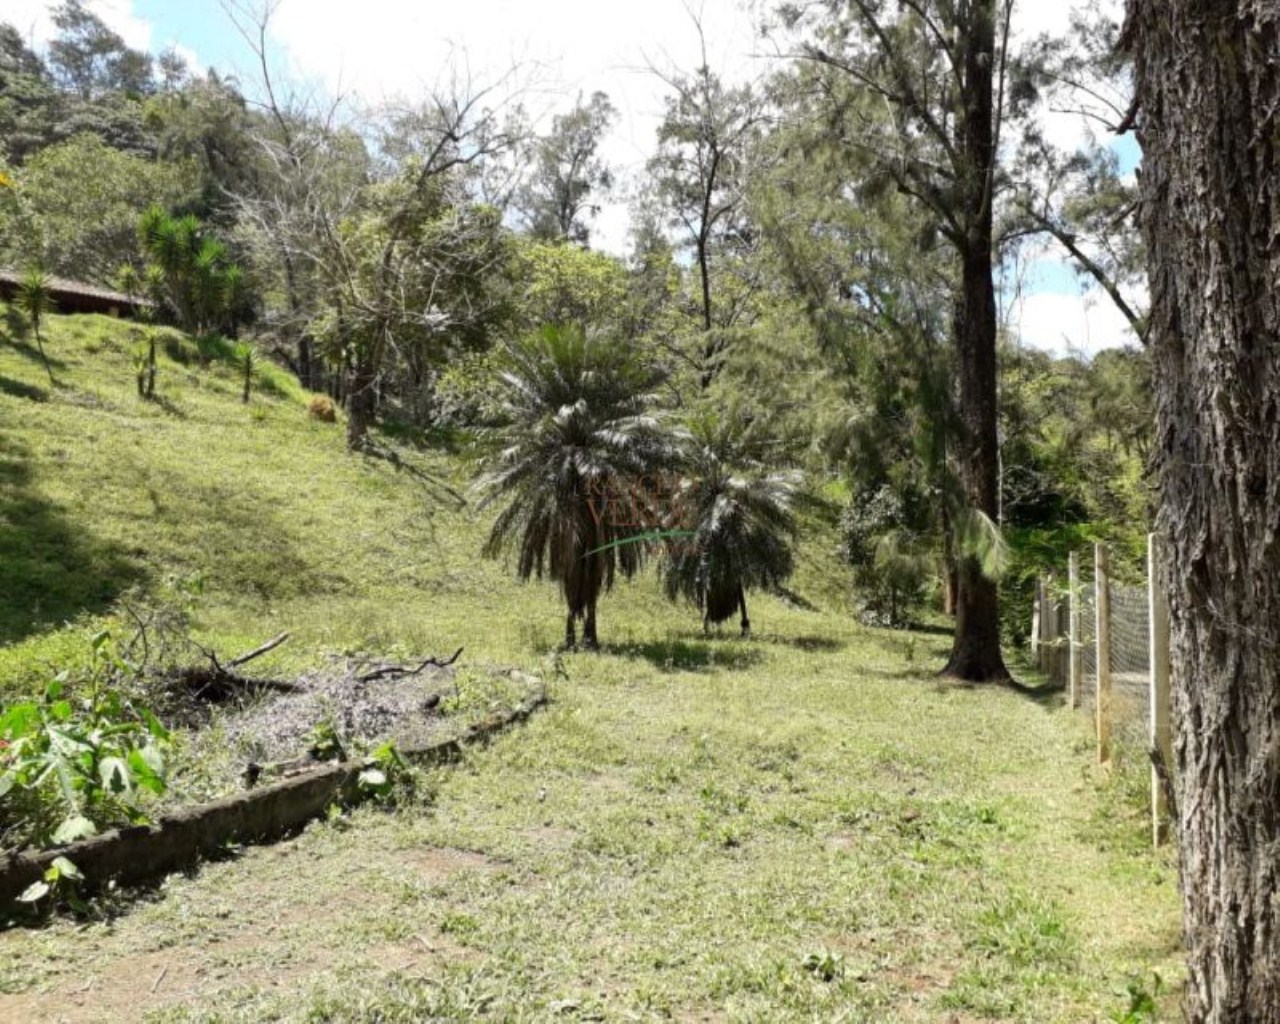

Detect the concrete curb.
[{"left": 1, "top": 688, "right": 547, "bottom": 914}]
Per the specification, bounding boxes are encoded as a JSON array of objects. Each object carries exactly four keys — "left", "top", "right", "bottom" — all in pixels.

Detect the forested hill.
[{"left": 0, "top": 1, "right": 1156, "bottom": 688}]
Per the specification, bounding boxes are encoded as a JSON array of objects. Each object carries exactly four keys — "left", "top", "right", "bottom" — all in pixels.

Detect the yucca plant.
[
  {"left": 131, "top": 338, "right": 156, "bottom": 399},
  {"left": 16, "top": 267, "right": 54, "bottom": 384},
  {"left": 661, "top": 408, "right": 800, "bottom": 636},
  {"left": 138, "top": 207, "right": 246, "bottom": 335},
  {"left": 475, "top": 325, "right": 680, "bottom": 649},
  {"left": 235, "top": 342, "right": 256, "bottom": 403}
]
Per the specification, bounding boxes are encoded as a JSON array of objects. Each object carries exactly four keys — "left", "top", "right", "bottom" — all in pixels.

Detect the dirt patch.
[
  {"left": 0, "top": 840, "right": 488, "bottom": 1024},
  {"left": 218, "top": 656, "right": 457, "bottom": 763},
  {"left": 400, "top": 846, "right": 497, "bottom": 879},
  {"left": 519, "top": 824, "right": 579, "bottom": 854}
]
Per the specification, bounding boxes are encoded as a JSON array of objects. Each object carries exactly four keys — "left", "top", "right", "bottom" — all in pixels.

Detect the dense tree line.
[{"left": 0, "top": 0, "right": 1150, "bottom": 667}]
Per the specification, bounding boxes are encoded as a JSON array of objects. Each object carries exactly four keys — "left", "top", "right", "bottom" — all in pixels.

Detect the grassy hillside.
[
  {"left": 0, "top": 307, "right": 850, "bottom": 691},
  {"left": 0, "top": 311, "right": 1181, "bottom": 1021}
]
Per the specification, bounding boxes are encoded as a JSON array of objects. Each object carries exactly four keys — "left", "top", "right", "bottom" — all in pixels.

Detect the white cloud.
[
  {"left": 1007, "top": 288, "right": 1139, "bottom": 359},
  {"left": 5, "top": 0, "right": 152, "bottom": 52},
  {"left": 167, "top": 41, "right": 204, "bottom": 75},
  {"left": 262, "top": 0, "right": 763, "bottom": 254},
  {"left": 6, "top": 0, "right": 1142, "bottom": 357}
]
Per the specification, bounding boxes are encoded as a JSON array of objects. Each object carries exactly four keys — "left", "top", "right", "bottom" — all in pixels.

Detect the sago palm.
[
  {"left": 475, "top": 325, "right": 679, "bottom": 649},
  {"left": 661, "top": 408, "right": 800, "bottom": 636}
]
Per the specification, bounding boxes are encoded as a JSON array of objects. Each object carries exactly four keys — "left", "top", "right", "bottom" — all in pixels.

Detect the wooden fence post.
[
  {"left": 1056, "top": 587, "right": 1068, "bottom": 684},
  {"left": 1068, "top": 551, "right": 1081, "bottom": 708},
  {"left": 1149, "top": 533, "right": 1172, "bottom": 845},
  {"left": 1095, "top": 543, "right": 1112, "bottom": 764},
  {"left": 1044, "top": 570, "right": 1054, "bottom": 675},
  {"left": 1031, "top": 577, "right": 1042, "bottom": 669}
]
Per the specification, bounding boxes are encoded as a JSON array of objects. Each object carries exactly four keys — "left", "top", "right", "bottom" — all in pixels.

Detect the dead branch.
[
  {"left": 228, "top": 632, "right": 292, "bottom": 668},
  {"left": 357, "top": 646, "right": 464, "bottom": 683}
]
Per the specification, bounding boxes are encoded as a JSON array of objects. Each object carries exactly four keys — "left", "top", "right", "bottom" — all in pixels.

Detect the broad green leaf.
[
  {"left": 139, "top": 743, "right": 165, "bottom": 775},
  {"left": 47, "top": 727, "right": 92, "bottom": 755},
  {"left": 53, "top": 758, "right": 78, "bottom": 807},
  {"left": 52, "top": 815, "right": 96, "bottom": 844},
  {"left": 17, "top": 880, "right": 49, "bottom": 903},
  {"left": 127, "top": 747, "right": 166, "bottom": 794},
  {"left": 50, "top": 856, "right": 82, "bottom": 881},
  {"left": 99, "top": 756, "right": 131, "bottom": 794},
  {"left": 0, "top": 702, "right": 39, "bottom": 739},
  {"left": 140, "top": 708, "right": 170, "bottom": 743}
]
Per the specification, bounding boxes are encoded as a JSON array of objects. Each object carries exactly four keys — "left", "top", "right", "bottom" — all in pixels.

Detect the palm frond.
[
  {"left": 474, "top": 325, "right": 679, "bottom": 616},
  {"left": 660, "top": 412, "right": 801, "bottom": 620}
]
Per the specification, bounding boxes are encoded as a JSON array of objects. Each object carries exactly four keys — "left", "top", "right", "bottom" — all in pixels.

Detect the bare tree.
[
  {"left": 324, "top": 78, "right": 522, "bottom": 448},
  {"left": 220, "top": 2, "right": 523, "bottom": 448},
  {"left": 515, "top": 90, "right": 617, "bottom": 246},
  {"left": 220, "top": 0, "right": 359, "bottom": 392},
  {"left": 647, "top": 8, "right": 762, "bottom": 390}
]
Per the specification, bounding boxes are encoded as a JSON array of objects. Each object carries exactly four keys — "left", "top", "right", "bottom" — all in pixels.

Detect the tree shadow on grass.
[
  {"left": 599, "top": 637, "right": 767, "bottom": 673},
  {"left": 7, "top": 340, "right": 69, "bottom": 372},
  {"left": 149, "top": 394, "right": 188, "bottom": 419},
  {"left": 0, "top": 436, "right": 146, "bottom": 644},
  {"left": 907, "top": 621, "right": 954, "bottom": 637},
  {"left": 0, "top": 376, "right": 49, "bottom": 402},
  {"left": 359, "top": 441, "right": 467, "bottom": 509},
  {"left": 1000, "top": 675, "right": 1066, "bottom": 709},
  {"left": 854, "top": 659, "right": 1066, "bottom": 710},
  {"left": 754, "top": 632, "right": 846, "bottom": 653},
  {"left": 773, "top": 585, "right": 820, "bottom": 612}
]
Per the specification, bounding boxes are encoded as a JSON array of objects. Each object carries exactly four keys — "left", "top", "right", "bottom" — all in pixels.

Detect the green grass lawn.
[{"left": 0, "top": 311, "right": 1182, "bottom": 1021}]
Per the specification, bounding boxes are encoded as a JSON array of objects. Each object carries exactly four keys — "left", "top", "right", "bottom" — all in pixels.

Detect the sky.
[{"left": 5, "top": 0, "right": 1144, "bottom": 357}]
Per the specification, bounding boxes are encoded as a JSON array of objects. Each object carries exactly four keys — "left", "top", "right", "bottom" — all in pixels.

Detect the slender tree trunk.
[
  {"left": 943, "top": 0, "right": 1009, "bottom": 682},
  {"left": 941, "top": 501, "right": 957, "bottom": 617},
  {"left": 33, "top": 324, "right": 54, "bottom": 386},
  {"left": 1129, "top": 3, "right": 1280, "bottom": 1020},
  {"left": 281, "top": 251, "right": 317, "bottom": 390},
  {"left": 697, "top": 225, "right": 720, "bottom": 390},
  {"left": 146, "top": 335, "right": 156, "bottom": 399},
  {"left": 298, "top": 334, "right": 317, "bottom": 391},
  {"left": 345, "top": 358, "right": 377, "bottom": 450}
]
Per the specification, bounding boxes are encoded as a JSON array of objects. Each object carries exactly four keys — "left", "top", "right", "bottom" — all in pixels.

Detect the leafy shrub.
[
  {"left": 132, "top": 329, "right": 157, "bottom": 399},
  {"left": 434, "top": 349, "right": 504, "bottom": 427},
  {"left": 0, "top": 631, "right": 171, "bottom": 855},
  {"left": 840, "top": 484, "right": 933, "bottom": 627}
]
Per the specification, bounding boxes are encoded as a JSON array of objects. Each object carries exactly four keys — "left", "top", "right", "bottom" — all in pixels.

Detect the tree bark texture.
[
  {"left": 1129, "top": 2, "right": 1280, "bottom": 1019},
  {"left": 345, "top": 359, "right": 377, "bottom": 450},
  {"left": 944, "top": 0, "right": 1009, "bottom": 682}
]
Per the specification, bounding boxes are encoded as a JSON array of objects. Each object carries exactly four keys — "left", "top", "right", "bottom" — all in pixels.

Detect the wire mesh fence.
[{"left": 1032, "top": 538, "right": 1173, "bottom": 846}]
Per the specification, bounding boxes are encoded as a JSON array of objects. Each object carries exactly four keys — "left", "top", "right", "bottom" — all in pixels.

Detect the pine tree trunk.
[
  {"left": 943, "top": 0, "right": 1009, "bottom": 682},
  {"left": 1129, "top": 2, "right": 1280, "bottom": 1019}
]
